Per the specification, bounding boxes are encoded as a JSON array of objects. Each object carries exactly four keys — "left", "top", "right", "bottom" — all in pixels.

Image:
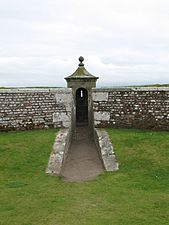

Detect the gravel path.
[{"left": 60, "top": 126, "right": 104, "bottom": 182}]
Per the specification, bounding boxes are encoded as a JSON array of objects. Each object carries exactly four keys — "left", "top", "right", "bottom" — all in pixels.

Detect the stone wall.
[
  {"left": 0, "top": 88, "right": 73, "bottom": 131},
  {"left": 92, "top": 88, "right": 169, "bottom": 130},
  {"left": 1, "top": 87, "right": 169, "bottom": 132}
]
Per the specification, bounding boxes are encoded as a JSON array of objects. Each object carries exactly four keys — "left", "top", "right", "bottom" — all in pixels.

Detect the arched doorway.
[{"left": 76, "top": 88, "right": 88, "bottom": 125}]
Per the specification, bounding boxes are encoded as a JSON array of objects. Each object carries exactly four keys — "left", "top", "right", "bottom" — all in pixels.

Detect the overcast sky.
[{"left": 0, "top": 0, "right": 169, "bottom": 87}]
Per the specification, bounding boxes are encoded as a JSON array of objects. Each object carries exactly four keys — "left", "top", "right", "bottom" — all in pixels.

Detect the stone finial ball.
[{"left": 79, "top": 56, "right": 84, "bottom": 63}]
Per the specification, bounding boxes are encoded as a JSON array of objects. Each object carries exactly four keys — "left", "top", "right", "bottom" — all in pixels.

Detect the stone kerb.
[
  {"left": 46, "top": 127, "right": 72, "bottom": 175},
  {"left": 94, "top": 128, "right": 118, "bottom": 171}
]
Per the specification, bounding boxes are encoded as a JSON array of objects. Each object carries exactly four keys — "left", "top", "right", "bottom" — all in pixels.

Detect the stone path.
[{"left": 60, "top": 126, "right": 104, "bottom": 182}]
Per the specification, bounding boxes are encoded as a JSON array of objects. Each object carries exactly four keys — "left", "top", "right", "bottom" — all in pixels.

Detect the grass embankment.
[{"left": 0, "top": 128, "right": 169, "bottom": 225}]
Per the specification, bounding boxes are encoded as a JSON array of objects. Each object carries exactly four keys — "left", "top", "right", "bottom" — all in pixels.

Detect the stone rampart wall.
[
  {"left": 92, "top": 88, "right": 169, "bottom": 130},
  {"left": 1, "top": 87, "right": 169, "bottom": 131},
  {"left": 0, "top": 88, "right": 73, "bottom": 131}
]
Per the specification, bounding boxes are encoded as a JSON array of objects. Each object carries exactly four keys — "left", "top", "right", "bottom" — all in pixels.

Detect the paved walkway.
[{"left": 61, "top": 126, "right": 104, "bottom": 182}]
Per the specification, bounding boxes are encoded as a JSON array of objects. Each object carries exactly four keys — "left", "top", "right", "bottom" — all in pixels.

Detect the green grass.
[{"left": 0, "top": 128, "right": 169, "bottom": 225}]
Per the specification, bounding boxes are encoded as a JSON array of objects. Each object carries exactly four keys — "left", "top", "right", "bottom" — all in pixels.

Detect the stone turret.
[
  {"left": 65, "top": 56, "right": 98, "bottom": 126},
  {"left": 65, "top": 56, "right": 98, "bottom": 90}
]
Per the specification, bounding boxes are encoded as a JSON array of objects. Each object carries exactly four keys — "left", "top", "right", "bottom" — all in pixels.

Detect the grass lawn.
[{"left": 0, "top": 128, "right": 169, "bottom": 225}]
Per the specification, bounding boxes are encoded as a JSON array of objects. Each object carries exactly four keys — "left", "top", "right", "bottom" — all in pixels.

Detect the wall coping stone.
[
  {"left": 1, "top": 87, "right": 169, "bottom": 93},
  {"left": 0, "top": 88, "right": 72, "bottom": 93},
  {"left": 92, "top": 87, "right": 169, "bottom": 92}
]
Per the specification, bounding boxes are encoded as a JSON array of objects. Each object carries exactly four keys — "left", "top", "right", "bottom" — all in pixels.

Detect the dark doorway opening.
[{"left": 76, "top": 88, "right": 88, "bottom": 126}]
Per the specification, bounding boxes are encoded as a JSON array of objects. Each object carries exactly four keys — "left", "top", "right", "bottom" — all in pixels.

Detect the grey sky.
[{"left": 0, "top": 0, "right": 169, "bottom": 87}]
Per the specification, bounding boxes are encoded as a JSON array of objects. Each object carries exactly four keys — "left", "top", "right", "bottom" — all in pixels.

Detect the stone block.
[
  {"left": 94, "top": 120, "right": 101, "bottom": 126},
  {"left": 53, "top": 112, "right": 71, "bottom": 123},
  {"left": 94, "top": 111, "right": 110, "bottom": 121},
  {"left": 55, "top": 93, "right": 73, "bottom": 104},
  {"left": 92, "top": 92, "right": 108, "bottom": 101},
  {"left": 62, "top": 121, "right": 71, "bottom": 128}
]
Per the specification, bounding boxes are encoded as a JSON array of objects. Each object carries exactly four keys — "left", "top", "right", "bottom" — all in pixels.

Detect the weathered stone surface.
[
  {"left": 55, "top": 91, "right": 73, "bottom": 104},
  {"left": 92, "top": 88, "right": 169, "bottom": 130},
  {"left": 1, "top": 87, "right": 169, "bottom": 131},
  {"left": 94, "top": 128, "right": 118, "bottom": 171},
  {"left": 92, "top": 92, "right": 108, "bottom": 101},
  {"left": 0, "top": 88, "right": 73, "bottom": 131},
  {"left": 46, "top": 128, "right": 72, "bottom": 175},
  {"left": 94, "top": 111, "right": 110, "bottom": 121},
  {"left": 53, "top": 112, "right": 71, "bottom": 127}
]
